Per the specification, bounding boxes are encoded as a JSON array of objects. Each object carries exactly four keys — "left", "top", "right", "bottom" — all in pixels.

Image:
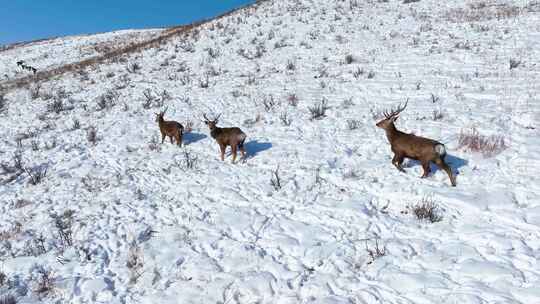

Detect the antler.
[
  {"left": 203, "top": 113, "right": 221, "bottom": 122},
  {"left": 383, "top": 99, "right": 408, "bottom": 119},
  {"left": 162, "top": 106, "right": 168, "bottom": 114}
]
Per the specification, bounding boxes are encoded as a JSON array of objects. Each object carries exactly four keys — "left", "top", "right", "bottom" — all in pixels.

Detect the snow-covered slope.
[
  {"left": 1, "top": 0, "right": 539, "bottom": 303},
  {"left": 0, "top": 29, "right": 163, "bottom": 80}
]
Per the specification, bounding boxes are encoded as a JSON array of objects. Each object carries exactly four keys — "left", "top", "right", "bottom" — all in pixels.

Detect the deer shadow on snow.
[
  {"left": 243, "top": 140, "right": 272, "bottom": 159},
  {"left": 405, "top": 153, "right": 468, "bottom": 176},
  {"left": 183, "top": 132, "right": 207, "bottom": 145}
]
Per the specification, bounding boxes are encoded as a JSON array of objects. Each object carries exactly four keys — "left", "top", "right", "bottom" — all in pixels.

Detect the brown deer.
[
  {"left": 203, "top": 114, "right": 247, "bottom": 163},
  {"left": 376, "top": 101, "right": 456, "bottom": 186},
  {"left": 155, "top": 107, "right": 184, "bottom": 146}
]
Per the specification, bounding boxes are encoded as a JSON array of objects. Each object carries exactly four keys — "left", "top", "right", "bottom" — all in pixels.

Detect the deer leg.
[
  {"left": 231, "top": 145, "right": 238, "bottom": 163},
  {"left": 219, "top": 144, "right": 226, "bottom": 161},
  {"left": 170, "top": 136, "right": 174, "bottom": 144},
  {"left": 392, "top": 154, "right": 406, "bottom": 172},
  {"left": 240, "top": 145, "right": 246, "bottom": 159},
  {"left": 161, "top": 133, "right": 166, "bottom": 144},
  {"left": 435, "top": 158, "right": 456, "bottom": 187},
  {"left": 177, "top": 132, "right": 182, "bottom": 147},
  {"left": 420, "top": 161, "right": 431, "bottom": 178}
]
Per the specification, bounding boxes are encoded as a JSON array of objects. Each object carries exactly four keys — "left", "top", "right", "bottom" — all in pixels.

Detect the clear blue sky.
[{"left": 0, "top": 0, "right": 254, "bottom": 46}]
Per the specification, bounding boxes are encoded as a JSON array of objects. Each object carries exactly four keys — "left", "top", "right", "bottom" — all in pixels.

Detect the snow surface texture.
[{"left": 1, "top": 0, "right": 539, "bottom": 303}]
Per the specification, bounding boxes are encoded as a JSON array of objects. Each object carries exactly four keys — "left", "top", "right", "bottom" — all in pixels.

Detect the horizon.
[{"left": 0, "top": 0, "right": 254, "bottom": 46}]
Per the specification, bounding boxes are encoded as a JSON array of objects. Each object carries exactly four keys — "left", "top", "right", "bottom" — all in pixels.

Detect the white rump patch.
[{"left": 435, "top": 144, "right": 446, "bottom": 155}]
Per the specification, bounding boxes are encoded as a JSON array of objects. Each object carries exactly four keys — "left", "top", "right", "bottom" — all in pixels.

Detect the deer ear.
[{"left": 392, "top": 115, "right": 399, "bottom": 122}]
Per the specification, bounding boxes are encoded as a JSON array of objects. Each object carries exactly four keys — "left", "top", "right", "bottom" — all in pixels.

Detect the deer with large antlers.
[
  {"left": 203, "top": 114, "right": 247, "bottom": 163},
  {"left": 376, "top": 100, "right": 456, "bottom": 186},
  {"left": 155, "top": 107, "right": 184, "bottom": 147}
]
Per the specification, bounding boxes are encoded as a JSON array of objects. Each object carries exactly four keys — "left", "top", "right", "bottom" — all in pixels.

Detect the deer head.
[
  {"left": 203, "top": 113, "right": 221, "bottom": 131},
  {"left": 376, "top": 99, "right": 408, "bottom": 130},
  {"left": 155, "top": 107, "right": 168, "bottom": 122}
]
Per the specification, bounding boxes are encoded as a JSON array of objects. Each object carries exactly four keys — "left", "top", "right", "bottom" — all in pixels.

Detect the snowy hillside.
[
  {"left": 0, "top": 29, "right": 163, "bottom": 80},
  {"left": 1, "top": 0, "right": 539, "bottom": 303}
]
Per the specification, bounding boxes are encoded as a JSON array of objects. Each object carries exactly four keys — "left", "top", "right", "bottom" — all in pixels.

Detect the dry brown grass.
[
  {"left": 444, "top": 2, "right": 530, "bottom": 23},
  {"left": 458, "top": 128, "right": 507, "bottom": 157}
]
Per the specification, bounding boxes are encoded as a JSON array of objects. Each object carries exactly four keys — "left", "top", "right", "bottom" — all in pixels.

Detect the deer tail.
[{"left": 238, "top": 133, "right": 247, "bottom": 149}]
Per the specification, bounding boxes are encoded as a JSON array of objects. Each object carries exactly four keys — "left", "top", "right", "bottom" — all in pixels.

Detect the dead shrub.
[
  {"left": 458, "top": 128, "right": 506, "bottom": 157},
  {"left": 33, "top": 267, "right": 56, "bottom": 297},
  {"left": 24, "top": 165, "right": 48, "bottom": 185},
  {"left": 407, "top": 196, "right": 443, "bottom": 223},
  {"left": 279, "top": 112, "right": 292, "bottom": 126},
  {"left": 262, "top": 95, "right": 278, "bottom": 112},
  {"left": 87, "top": 126, "right": 98, "bottom": 145},
  {"left": 287, "top": 94, "right": 299, "bottom": 107},
  {"left": 509, "top": 58, "right": 521, "bottom": 70},
  {"left": 347, "top": 119, "right": 361, "bottom": 130},
  {"left": 127, "top": 243, "right": 144, "bottom": 284},
  {"left": 365, "top": 239, "right": 386, "bottom": 265},
  {"left": 97, "top": 90, "right": 118, "bottom": 110},
  {"left": 309, "top": 98, "right": 330, "bottom": 120},
  {"left": 126, "top": 62, "right": 141, "bottom": 73},
  {"left": 52, "top": 210, "right": 74, "bottom": 247},
  {"left": 270, "top": 166, "right": 282, "bottom": 191},
  {"left": 0, "top": 295, "right": 16, "bottom": 304},
  {"left": 0, "top": 93, "right": 6, "bottom": 113}
]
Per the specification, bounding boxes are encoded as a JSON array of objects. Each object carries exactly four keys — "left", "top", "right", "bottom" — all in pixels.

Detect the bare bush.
[
  {"left": 286, "top": 60, "right": 296, "bottom": 71},
  {"left": 30, "top": 83, "right": 42, "bottom": 99},
  {"left": 287, "top": 94, "right": 299, "bottom": 106},
  {"left": 24, "top": 165, "right": 48, "bottom": 185},
  {"left": 148, "top": 136, "right": 161, "bottom": 152},
  {"left": 365, "top": 239, "right": 386, "bottom": 265},
  {"left": 97, "top": 90, "right": 118, "bottom": 110},
  {"left": 53, "top": 210, "right": 74, "bottom": 247},
  {"left": 13, "top": 151, "right": 24, "bottom": 171},
  {"left": 280, "top": 112, "right": 292, "bottom": 126},
  {"left": 184, "top": 120, "right": 194, "bottom": 133},
  {"left": 262, "top": 95, "right": 278, "bottom": 112},
  {"left": 176, "top": 41, "right": 195, "bottom": 53},
  {"left": 407, "top": 196, "right": 443, "bottom": 223},
  {"left": 509, "top": 58, "right": 521, "bottom": 70},
  {"left": 179, "top": 74, "right": 191, "bottom": 86},
  {"left": 270, "top": 166, "right": 282, "bottom": 191},
  {"left": 206, "top": 47, "right": 221, "bottom": 59},
  {"left": 344, "top": 54, "right": 355, "bottom": 64},
  {"left": 347, "top": 119, "right": 361, "bottom": 130},
  {"left": 47, "top": 98, "right": 64, "bottom": 114},
  {"left": 0, "top": 93, "right": 6, "bottom": 113},
  {"left": 126, "top": 62, "right": 141, "bottom": 73},
  {"left": 0, "top": 295, "right": 16, "bottom": 304},
  {"left": 458, "top": 128, "right": 506, "bottom": 157},
  {"left": 87, "top": 126, "right": 98, "bottom": 145},
  {"left": 309, "top": 98, "right": 330, "bottom": 120},
  {"left": 142, "top": 88, "right": 163, "bottom": 109},
  {"left": 432, "top": 109, "right": 444, "bottom": 121},
  {"left": 127, "top": 243, "right": 144, "bottom": 284},
  {"left": 72, "top": 119, "right": 80, "bottom": 130},
  {"left": 367, "top": 71, "right": 376, "bottom": 79},
  {"left": 353, "top": 67, "right": 365, "bottom": 79},
  {"left": 33, "top": 267, "right": 56, "bottom": 296},
  {"left": 178, "top": 150, "right": 198, "bottom": 170}
]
